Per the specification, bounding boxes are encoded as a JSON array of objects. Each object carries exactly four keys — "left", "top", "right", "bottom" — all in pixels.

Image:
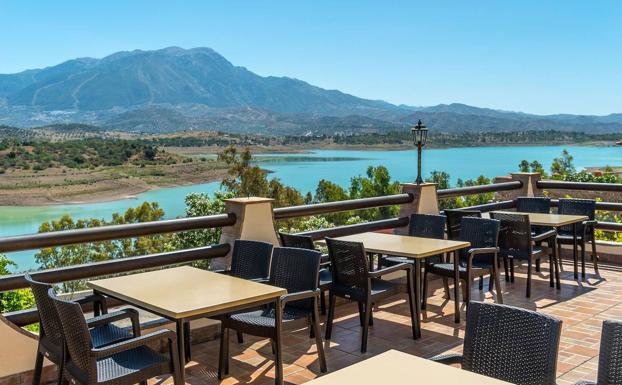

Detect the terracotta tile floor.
[{"left": 152, "top": 260, "right": 619, "bottom": 385}]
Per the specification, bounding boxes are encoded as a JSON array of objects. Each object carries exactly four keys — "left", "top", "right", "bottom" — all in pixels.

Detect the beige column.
[
  {"left": 395, "top": 183, "right": 439, "bottom": 234},
  {"left": 213, "top": 197, "right": 279, "bottom": 270},
  {"left": 509, "top": 172, "right": 543, "bottom": 198}
]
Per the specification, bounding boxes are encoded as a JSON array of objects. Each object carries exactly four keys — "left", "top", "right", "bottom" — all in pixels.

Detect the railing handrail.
[
  {"left": 537, "top": 180, "right": 622, "bottom": 192},
  {"left": 0, "top": 213, "right": 236, "bottom": 253},
  {"left": 0, "top": 244, "right": 231, "bottom": 292},
  {"left": 437, "top": 180, "right": 523, "bottom": 198},
  {"left": 273, "top": 194, "right": 413, "bottom": 219},
  {"left": 299, "top": 217, "right": 410, "bottom": 240}
]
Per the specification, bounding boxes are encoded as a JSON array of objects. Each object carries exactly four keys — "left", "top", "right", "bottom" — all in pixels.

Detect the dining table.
[
  {"left": 88, "top": 265, "right": 287, "bottom": 383},
  {"left": 317, "top": 232, "right": 471, "bottom": 326}
]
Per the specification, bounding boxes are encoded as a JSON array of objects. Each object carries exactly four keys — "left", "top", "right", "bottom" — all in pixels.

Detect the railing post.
[
  {"left": 395, "top": 183, "right": 439, "bottom": 234},
  {"left": 495, "top": 172, "right": 542, "bottom": 200},
  {"left": 213, "top": 197, "right": 280, "bottom": 270}
]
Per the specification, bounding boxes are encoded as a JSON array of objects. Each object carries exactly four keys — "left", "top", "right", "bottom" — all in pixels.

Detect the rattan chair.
[
  {"left": 432, "top": 301, "right": 562, "bottom": 385},
  {"left": 424, "top": 217, "right": 503, "bottom": 309},
  {"left": 278, "top": 232, "right": 331, "bottom": 314},
  {"left": 378, "top": 214, "right": 449, "bottom": 306},
  {"left": 218, "top": 247, "right": 326, "bottom": 385},
  {"left": 556, "top": 198, "right": 599, "bottom": 275},
  {"left": 207, "top": 239, "right": 274, "bottom": 346},
  {"left": 324, "top": 237, "right": 418, "bottom": 353},
  {"left": 573, "top": 320, "right": 622, "bottom": 385},
  {"left": 490, "top": 212, "right": 559, "bottom": 297},
  {"left": 516, "top": 196, "right": 554, "bottom": 272},
  {"left": 49, "top": 289, "right": 182, "bottom": 385},
  {"left": 25, "top": 274, "right": 139, "bottom": 385}
]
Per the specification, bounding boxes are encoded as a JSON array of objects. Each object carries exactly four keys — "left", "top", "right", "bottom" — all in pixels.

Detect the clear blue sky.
[{"left": 1, "top": 0, "right": 620, "bottom": 115}]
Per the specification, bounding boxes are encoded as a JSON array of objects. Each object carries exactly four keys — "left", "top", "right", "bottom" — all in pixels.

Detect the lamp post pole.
[{"left": 412, "top": 120, "right": 428, "bottom": 185}]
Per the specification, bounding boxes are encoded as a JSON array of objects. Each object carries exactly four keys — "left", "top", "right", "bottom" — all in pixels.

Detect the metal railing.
[
  {"left": 537, "top": 180, "right": 622, "bottom": 192},
  {"left": 437, "top": 180, "right": 523, "bottom": 198},
  {"left": 273, "top": 194, "right": 413, "bottom": 219}
]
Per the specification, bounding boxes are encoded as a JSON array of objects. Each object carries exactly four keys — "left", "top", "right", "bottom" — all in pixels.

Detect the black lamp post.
[{"left": 411, "top": 119, "right": 428, "bottom": 184}]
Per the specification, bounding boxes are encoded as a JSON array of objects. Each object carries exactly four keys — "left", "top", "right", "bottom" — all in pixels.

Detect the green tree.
[
  {"left": 313, "top": 179, "right": 351, "bottom": 224},
  {"left": 519, "top": 160, "right": 530, "bottom": 172},
  {"left": 0, "top": 255, "right": 35, "bottom": 313},
  {"left": 35, "top": 202, "right": 172, "bottom": 293},
  {"left": 551, "top": 149, "right": 575, "bottom": 176},
  {"left": 349, "top": 166, "right": 400, "bottom": 220}
]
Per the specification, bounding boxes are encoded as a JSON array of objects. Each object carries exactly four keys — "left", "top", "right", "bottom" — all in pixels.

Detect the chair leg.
[
  {"left": 442, "top": 277, "right": 450, "bottom": 299},
  {"left": 493, "top": 264, "right": 503, "bottom": 304},
  {"left": 591, "top": 238, "right": 599, "bottom": 274},
  {"left": 320, "top": 290, "right": 327, "bottom": 315},
  {"left": 488, "top": 275, "right": 494, "bottom": 291},
  {"left": 535, "top": 258, "right": 541, "bottom": 272},
  {"left": 274, "top": 311, "right": 284, "bottom": 385},
  {"left": 312, "top": 302, "right": 327, "bottom": 373},
  {"left": 357, "top": 302, "right": 364, "bottom": 327},
  {"left": 325, "top": 294, "right": 336, "bottom": 340},
  {"left": 557, "top": 242, "right": 564, "bottom": 272},
  {"left": 478, "top": 276, "right": 484, "bottom": 291},
  {"left": 549, "top": 254, "right": 555, "bottom": 288},
  {"left": 580, "top": 241, "right": 586, "bottom": 279},
  {"left": 503, "top": 257, "right": 510, "bottom": 282},
  {"left": 218, "top": 325, "right": 229, "bottom": 379},
  {"left": 33, "top": 350, "right": 44, "bottom": 385},
  {"left": 510, "top": 259, "right": 515, "bottom": 283},
  {"left": 526, "top": 259, "right": 533, "bottom": 298},
  {"left": 361, "top": 298, "right": 372, "bottom": 353}
]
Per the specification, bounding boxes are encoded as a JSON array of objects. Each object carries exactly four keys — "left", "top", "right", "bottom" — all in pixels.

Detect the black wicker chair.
[
  {"left": 25, "top": 274, "right": 139, "bottom": 385},
  {"left": 49, "top": 289, "right": 182, "bottom": 385},
  {"left": 445, "top": 209, "right": 482, "bottom": 240},
  {"left": 219, "top": 247, "right": 326, "bottom": 385},
  {"left": 378, "top": 214, "right": 449, "bottom": 306},
  {"left": 573, "top": 320, "right": 622, "bottom": 385},
  {"left": 490, "top": 212, "right": 559, "bottom": 297},
  {"left": 424, "top": 217, "right": 503, "bottom": 310},
  {"left": 432, "top": 301, "right": 562, "bottom": 385},
  {"left": 516, "top": 196, "right": 553, "bottom": 272},
  {"left": 324, "top": 237, "right": 418, "bottom": 352},
  {"left": 278, "top": 232, "right": 332, "bottom": 314},
  {"left": 556, "top": 198, "right": 599, "bottom": 276},
  {"left": 205, "top": 239, "right": 274, "bottom": 347}
]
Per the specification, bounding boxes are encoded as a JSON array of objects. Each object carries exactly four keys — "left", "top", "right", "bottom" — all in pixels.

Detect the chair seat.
[
  {"left": 319, "top": 268, "right": 332, "bottom": 288},
  {"left": 557, "top": 234, "right": 586, "bottom": 243},
  {"left": 499, "top": 246, "right": 546, "bottom": 260},
  {"left": 331, "top": 278, "right": 400, "bottom": 302},
  {"left": 91, "top": 324, "right": 134, "bottom": 348},
  {"left": 383, "top": 254, "right": 442, "bottom": 267},
  {"left": 228, "top": 307, "right": 310, "bottom": 329},
  {"left": 96, "top": 346, "right": 169, "bottom": 383},
  {"left": 428, "top": 263, "right": 491, "bottom": 278}
]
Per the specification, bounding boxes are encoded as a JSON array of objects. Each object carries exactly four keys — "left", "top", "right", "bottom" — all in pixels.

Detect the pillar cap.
[
  {"left": 510, "top": 172, "right": 541, "bottom": 176},
  {"left": 224, "top": 197, "right": 275, "bottom": 205},
  {"left": 400, "top": 182, "right": 438, "bottom": 187}
]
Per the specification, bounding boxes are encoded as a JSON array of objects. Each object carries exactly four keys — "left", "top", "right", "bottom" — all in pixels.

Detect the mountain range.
[{"left": 1, "top": 46, "right": 621, "bottom": 135}]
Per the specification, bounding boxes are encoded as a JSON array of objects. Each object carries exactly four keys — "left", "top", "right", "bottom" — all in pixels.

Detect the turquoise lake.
[{"left": 2, "top": 145, "right": 621, "bottom": 271}]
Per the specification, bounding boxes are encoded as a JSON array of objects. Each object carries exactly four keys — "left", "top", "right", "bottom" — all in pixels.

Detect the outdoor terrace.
[{"left": 1, "top": 172, "right": 622, "bottom": 385}]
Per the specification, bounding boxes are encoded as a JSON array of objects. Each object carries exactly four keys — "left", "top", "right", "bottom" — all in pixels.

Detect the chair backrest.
[
  {"left": 325, "top": 238, "right": 369, "bottom": 291},
  {"left": 269, "top": 247, "right": 321, "bottom": 310},
  {"left": 516, "top": 197, "right": 551, "bottom": 213},
  {"left": 463, "top": 301, "right": 562, "bottom": 385},
  {"left": 278, "top": 232, "right": 316, "bottom": 250},
  {"left": 230, "top": 239, "right": 273, "bottom": 280},
  {"left": 596, "top": 320, "right": 622, "bottom": 385},
  {"left": 557, "top": 198, "right": 596, "bottom": 235},
  {"left": 24, "top": 274, "right": 63, "bottom": 347},
  {"left": 445, "top": 209, "right": 482, "bottom": 240},
  {"left": 409, "top": 213, "right": 446, "bottom": 264},
  {"left": 48, "top": 289, "right": 95, "bottom": 381},
  {"left": 458, "top": 217, "right": 500, "bottom": 266},
  {"left": 490, "top": 212, "right": 533, "bottom": 259}
]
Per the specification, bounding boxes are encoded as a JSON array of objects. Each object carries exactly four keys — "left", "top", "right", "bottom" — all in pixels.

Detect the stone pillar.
[
  {"left": 213, "top": 197, "right": 279, "bottom": 270},
  {"left": 494, "top": 172, "right": 543, "bottom": 201},
  {"left": 395, "top": 183, "right": 439, "bottom": 234}
]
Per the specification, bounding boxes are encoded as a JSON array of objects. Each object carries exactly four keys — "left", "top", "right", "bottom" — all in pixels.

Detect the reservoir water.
[{"left": 2, "top": 145, "right": 621, "bottom": 271}]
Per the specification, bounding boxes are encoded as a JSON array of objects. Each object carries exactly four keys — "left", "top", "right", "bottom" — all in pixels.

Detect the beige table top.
[
  {"left": 493, "top": 211, "right": 588, "bottom": 227},
  {"left": 88, "top": 266, "right": 286, "bottom": 319},
  {"left": 317, "top": 232, "right": 470, "bottom": 258},
  {"left": 305, "top": 349, "right": 512, "bottom": 385}
]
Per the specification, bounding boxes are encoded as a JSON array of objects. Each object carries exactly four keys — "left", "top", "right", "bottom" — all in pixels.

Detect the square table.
[
  {"left": 88, "top": 266, "right": 287, "bottom": 382},
  {"left": 304, "top": 349, "right": 512, "bottom": 385},
  {"left": 317, "top": 232, "right": 471, "bottom": 327},
  {"left": 493, "top": 211, "right": 589, "bottom": 279}
]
